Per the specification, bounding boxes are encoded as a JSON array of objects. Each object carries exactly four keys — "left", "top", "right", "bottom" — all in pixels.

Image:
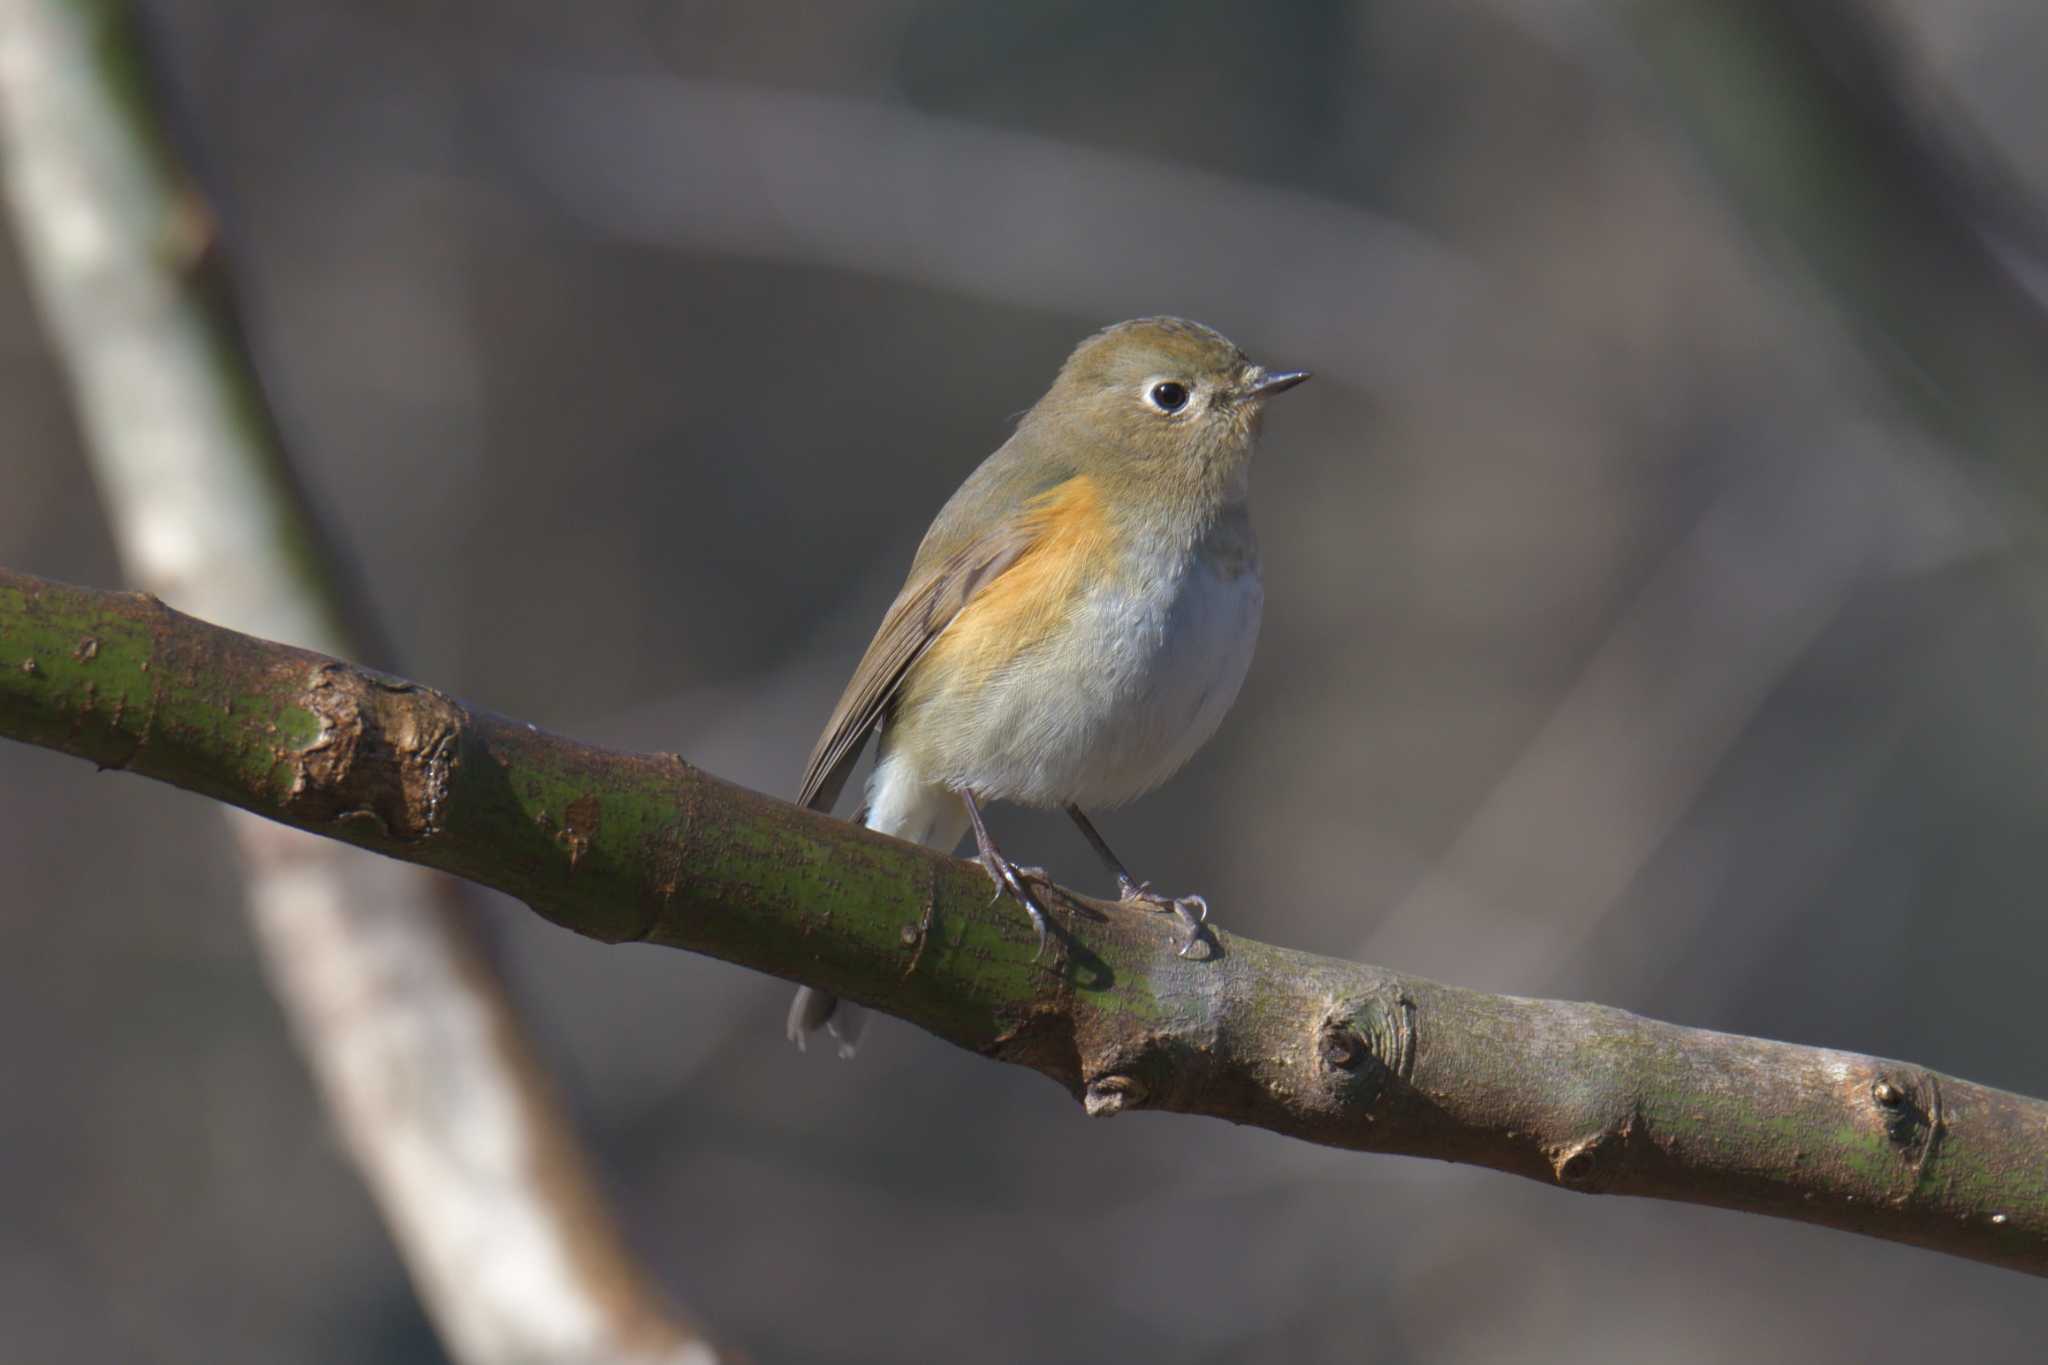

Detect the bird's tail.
[
  {"left": 786, "top": 800, "right": 877, "bottom": 1059},
  {"left": 786, "top": 984, "right": 865, "bottom": 1059},
  {"left": 788, "top": 782, "right": 968, "bottom": 1058}
]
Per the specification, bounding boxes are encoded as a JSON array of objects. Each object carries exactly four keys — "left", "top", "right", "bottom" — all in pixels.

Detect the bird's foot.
[
  {"left": 1119, "top": 879, "right": 1211, "bottom": 958},
  {"left": 980, "top": 853, "right": 1052, "bottom": 960}
]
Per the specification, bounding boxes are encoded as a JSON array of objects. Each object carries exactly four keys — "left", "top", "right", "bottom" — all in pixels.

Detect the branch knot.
[
  {"left": 288, "top": 665, "right": 462, "bottom": 842},
  {"left": 1084, "top": 1075, "right": 1145, "bottom": 1117},
  {"left": 1317, "top": 989, "right": 1416, "bottom": 1111},
  {"left": 1550, "top": 1133, "right": 1623, "bottom": 1191}
]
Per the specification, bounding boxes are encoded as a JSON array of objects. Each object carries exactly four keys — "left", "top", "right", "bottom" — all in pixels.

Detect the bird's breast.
[{"left": 893, "top": 501, "right": 1262, "bottom": 808}]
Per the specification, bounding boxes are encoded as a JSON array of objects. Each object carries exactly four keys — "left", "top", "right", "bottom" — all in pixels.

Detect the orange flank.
[{"left": 909, "top": 474, "right": 1116, "bottom": 694}]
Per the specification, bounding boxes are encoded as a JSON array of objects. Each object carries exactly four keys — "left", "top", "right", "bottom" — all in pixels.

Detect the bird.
[{"left": 787, "top": 317, "right": 1308, "bottom": 1056}]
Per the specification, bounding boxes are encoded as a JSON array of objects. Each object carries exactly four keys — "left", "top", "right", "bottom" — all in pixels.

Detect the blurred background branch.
[
  {"left": 1614, "top": 0, "right": 2048, "bottom": 492},
  {"left": 491, "top": 72, "right": 1475, "bottom": 398},
  {"left": 0, "top": 3, "right": 717, "bottom": 1361}
]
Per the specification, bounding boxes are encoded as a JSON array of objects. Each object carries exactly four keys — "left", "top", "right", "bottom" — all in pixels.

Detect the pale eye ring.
[{"left": 1146, "top": 380, "right": 1191, "bottom": 414}]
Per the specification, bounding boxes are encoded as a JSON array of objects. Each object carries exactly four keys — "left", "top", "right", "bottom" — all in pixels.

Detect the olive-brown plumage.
[{"left": 790, "top": 318, "right": 1307, "bottom": 1055}]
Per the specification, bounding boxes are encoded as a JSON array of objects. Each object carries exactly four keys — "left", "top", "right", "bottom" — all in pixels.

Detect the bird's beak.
[{"left": 1242, "top": 369, "right": 1311, "bottom": 400}]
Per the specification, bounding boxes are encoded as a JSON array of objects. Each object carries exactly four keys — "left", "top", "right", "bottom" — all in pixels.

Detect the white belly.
[{"left": 881, "top": 525, "right": 1263, "bottom": 814}]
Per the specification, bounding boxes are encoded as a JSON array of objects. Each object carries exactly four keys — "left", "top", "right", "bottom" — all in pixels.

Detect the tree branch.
[
  {"left": 0, "top": 2, "right": 721, "bottom": 1357},
  {"left": 8, "top": 565, "right": 2046, "bottom": 1278}
]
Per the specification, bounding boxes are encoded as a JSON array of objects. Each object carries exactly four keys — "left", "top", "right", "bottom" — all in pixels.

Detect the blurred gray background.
[{"left": 5, "top": 1, "right": 2048, "bottom": 1360}]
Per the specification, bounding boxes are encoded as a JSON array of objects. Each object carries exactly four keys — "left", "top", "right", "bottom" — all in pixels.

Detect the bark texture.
[{"left": 6, "top": 565, "right": 2045, "bottom": 1277}]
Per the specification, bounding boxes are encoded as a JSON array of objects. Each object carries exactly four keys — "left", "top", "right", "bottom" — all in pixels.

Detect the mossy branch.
[{"left": 6, "top": 564, "right": 2046, "bottom": 1276}]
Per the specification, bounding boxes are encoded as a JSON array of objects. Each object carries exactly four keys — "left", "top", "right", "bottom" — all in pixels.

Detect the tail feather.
[
  {"left": 787, "top": 986, "right": 864, "bottom": 1060},
  {"left": 788, "top": 758, "right": 968, "bottom": 1057}
]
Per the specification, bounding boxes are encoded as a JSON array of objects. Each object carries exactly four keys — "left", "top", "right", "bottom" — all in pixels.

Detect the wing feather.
[{"left": 795, "top": 521, "right": 1038, "bottom": 812}]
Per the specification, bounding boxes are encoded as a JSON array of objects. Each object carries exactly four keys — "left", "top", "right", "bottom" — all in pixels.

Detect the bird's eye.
[{"left": 1147, "top": 381, "right": 1190, "bottom": 413}]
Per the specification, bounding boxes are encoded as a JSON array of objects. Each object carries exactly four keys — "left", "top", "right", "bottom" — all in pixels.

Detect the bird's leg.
[
  {"left": 1065, "top": 805, "right": 1209, "bottom": 958},
  {"left": 1064, "top": 804, "right": 1145, "bottom": 898},
  {"left": 961, "top": 790, "right": 1051, "bottom": 960}
]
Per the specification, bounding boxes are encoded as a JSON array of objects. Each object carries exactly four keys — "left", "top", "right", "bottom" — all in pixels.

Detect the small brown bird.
[{"left": 789, "top": 318, "right": 1307, "bottom": 1055}]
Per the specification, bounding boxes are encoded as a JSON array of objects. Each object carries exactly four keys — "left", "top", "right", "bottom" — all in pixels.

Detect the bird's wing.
[{"left": 795, "top": 514, "right": 1043, "bottom": 813}]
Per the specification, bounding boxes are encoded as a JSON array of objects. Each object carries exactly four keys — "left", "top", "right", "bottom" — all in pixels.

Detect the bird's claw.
[
  {"left": 1120, "top": 882, "right": 1212, "bottom": 957},
  {"left": 981, "top": 856, "right": 1052, "bottom": 960}
]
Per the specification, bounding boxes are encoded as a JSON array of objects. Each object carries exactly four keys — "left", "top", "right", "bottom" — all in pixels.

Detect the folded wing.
[{"left": 796, "top": 516, "right": 1043, "bottom": 813}]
